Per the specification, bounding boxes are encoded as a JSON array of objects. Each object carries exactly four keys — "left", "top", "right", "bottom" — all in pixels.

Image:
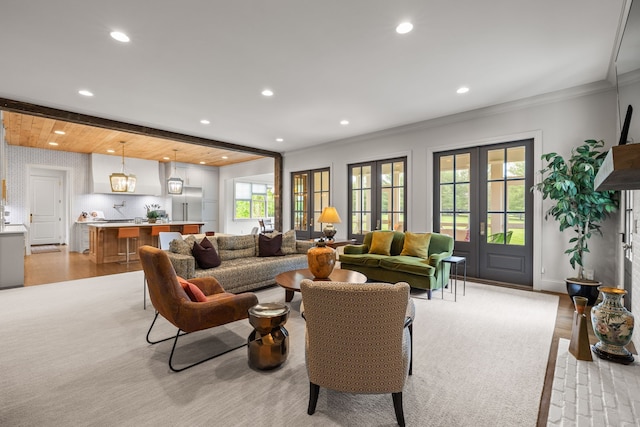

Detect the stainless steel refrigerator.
[{"left": 172, "top": 186, "right": 203, "bottom": 221}]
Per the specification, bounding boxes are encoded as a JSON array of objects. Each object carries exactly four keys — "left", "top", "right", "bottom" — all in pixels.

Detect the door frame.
[
  {"left": 25, "top": 164, "right": 72, "bottom": 255},
  {"left": 426, "top": 130, "right": 553, "bottom": 292}
]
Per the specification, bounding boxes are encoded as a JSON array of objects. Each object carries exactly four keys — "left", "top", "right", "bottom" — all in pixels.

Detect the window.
[{"left": 234, "top": 182, "right": 274, "bottom": 219}]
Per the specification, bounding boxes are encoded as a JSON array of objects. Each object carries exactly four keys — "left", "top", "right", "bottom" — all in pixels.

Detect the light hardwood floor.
[{"left": 22, "top": 245, "right": 577, "bottom": 426}]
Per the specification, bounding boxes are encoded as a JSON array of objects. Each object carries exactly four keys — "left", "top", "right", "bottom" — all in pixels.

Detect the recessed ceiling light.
[
  {"left": 199, "top": 161, "right": 206, "bottom": 164},
  {"left": 221, "top": 156, "right": 228, "bottom": 160},
  {"left": 457, "top": 86, "right": 470, "bottom": 94},
  {"left": 275, "top": 138, "right": 284, "bottom": 142},
  {"left": 162, "top": 156, "right": 170, "bottom": 160},
  {"left": 48, "top": 142, "right": 58, "bottom": 146},
  {"left": 110, "top": 31, "right": 130, "bottom": 43},
  {"left": 340, "top": 119, "right": 350, "bottom": 126},
  {"left": 54, "top": 130, "right": 65, "bottom": 135},
  {"left": 261, "top": 89, "right": 274, "bottom": 97},
  {"left": 78, "top": 89, "right": 94, "bottom": 97},
  {"left": 396, "top": 22, "right": 413, "bottom": 34},
  {"left": 107, "top": 149, "right": 115, "bottom": 153},
  {"left": 200, "top": 119, "right": 210, "bottom": 125}
]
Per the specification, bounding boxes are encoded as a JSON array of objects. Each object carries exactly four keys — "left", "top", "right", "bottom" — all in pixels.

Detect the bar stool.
[
  {"left": 118, "top": 227, "right": 140, "bottom": 264},
  {"left": 151, "top": 225, "right": 170, "bottom": 247},
  {"left": 182, "top": 224, "right": 200, "bottom": 235}
]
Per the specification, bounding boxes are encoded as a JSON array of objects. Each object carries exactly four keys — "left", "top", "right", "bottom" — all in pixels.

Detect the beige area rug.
[
  {"left": 30, "top": 244, "right": 61, "bottom": 254},
  {"left": 0, "top": 273, "right": 557, "bottom": 427}
]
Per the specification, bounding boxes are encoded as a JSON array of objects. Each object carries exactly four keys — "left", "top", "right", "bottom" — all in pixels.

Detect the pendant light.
[
  {"left": 167, "top": 149, "right": 184, "bottom": 195},
  {"left": 110, "top": 141, "right": 136, "bottom": 193}
]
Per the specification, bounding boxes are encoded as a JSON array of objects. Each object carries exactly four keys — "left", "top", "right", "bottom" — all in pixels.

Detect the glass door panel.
[
  {"left": 438, "top": 153, "right": 470, "bottom": 242},
  {"left": 291, "top": 168, "right": 330, "bottom": 240}
]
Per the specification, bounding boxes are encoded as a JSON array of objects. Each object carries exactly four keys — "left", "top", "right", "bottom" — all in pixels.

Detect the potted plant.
[
  {"left": 145, "top": 204, "right": 161, "bottom": 223},
  {"left": 532, "top": 139, "right": 618, "bottom": 304}
]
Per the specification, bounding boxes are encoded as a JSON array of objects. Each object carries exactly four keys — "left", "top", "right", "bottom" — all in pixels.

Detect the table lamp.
[{"left": 318, "top": 206, "right": 341, "bottom": 240}]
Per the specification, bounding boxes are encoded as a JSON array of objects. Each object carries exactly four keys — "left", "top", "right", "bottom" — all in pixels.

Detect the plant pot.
[
  {"left": 565, "top": 278, "right": 600, "bottom": 306},
  {"left": 590, "top": 286, "right": 635, "bottom": 365},
  {"left": 147, "top": 218, "right": 157, "bottom": 223}
]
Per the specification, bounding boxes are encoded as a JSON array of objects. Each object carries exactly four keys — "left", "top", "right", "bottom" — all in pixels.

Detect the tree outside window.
[{"left": 234, "top": 182, "right": 274, "bottom": 219}]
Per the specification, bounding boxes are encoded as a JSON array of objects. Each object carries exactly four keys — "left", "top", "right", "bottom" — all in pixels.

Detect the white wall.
[{"left": 283, "top": 84, "right": 619, "bottom": 294}]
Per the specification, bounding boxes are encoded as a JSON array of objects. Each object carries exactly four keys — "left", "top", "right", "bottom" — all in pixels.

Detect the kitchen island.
[
  {"left": 0, "top": 224, "right": 27, "bottom": 288},
  {"left": 87, "top": 221, "right": 204, "bottom": 264}
]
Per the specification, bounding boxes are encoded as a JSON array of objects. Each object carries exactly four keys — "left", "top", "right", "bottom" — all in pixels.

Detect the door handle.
[
  {"left": 480, "top": 222, "right": 485, "bottom": 236},
  {"left": 623, "top": 242, "right": 632, "bottom": 251},
  {"left": 30, "top": 213, "right": 33, "bottom": 223}
]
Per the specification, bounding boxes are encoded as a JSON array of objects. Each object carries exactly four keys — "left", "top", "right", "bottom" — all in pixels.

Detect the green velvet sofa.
[{"left": 339, "top": 231, "right": 454, "bottom": 299}]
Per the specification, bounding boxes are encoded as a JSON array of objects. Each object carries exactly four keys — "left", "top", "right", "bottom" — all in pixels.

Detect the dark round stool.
[{"left": 247, "top": 303, "right": 290, "bottom": 370}]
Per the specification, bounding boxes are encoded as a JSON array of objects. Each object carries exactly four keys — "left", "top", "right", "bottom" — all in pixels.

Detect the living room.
[{"left": 1, "top": 1, "right": 639, "bottom": 426}]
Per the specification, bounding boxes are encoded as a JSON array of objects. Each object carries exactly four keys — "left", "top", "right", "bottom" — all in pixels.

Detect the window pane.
[
  {"left": 507, "top": 147, "right": 526, "bottom": 178},
  {"left": 235, "top": 182, "right": 251, "bottom": 198},
  {"left": 455, "top": 183, "right": 470, "bottom": 211},
  {"left": 507, "top": 214, "right": 524, "bottom": 246},
  {"left": 393, "top": 162, "right": 405, "bottom": 186},
  {"left": 440, "top": 156, "right": 454, "bottom": 183},
  {"left": 455, "top": 213, "right": 470, "bottom": 241},
  {"left": 381, "top": 188, "right": 391, "bottom": 211},
  {"left": 487, "top": 149, "right": 505, "bottom": 180},
  {"left": 352, "top": 167, "right": 362, "bottom": 189},
  {"left": 352, "top": 189, "right": 361, "bottom": 211},
  {"left": 363, "top": 189, "right": 372, "bottom": 211},
  {"left": 252, "top": 194, "right": 266, "bottom": 218},
  {"left": 362, "top": 166, "right": 371, "bottom": 188},
  {"left": 487, "top": 213, "right": 505, "bottom": 243},
  {"left": 440, "top": 213, "right": 454, "bottom": 238},
  {"left": 252, "top": 183, "right": 266, "bottom": 194},
  {"left": 487, "top": 181, "right": 505, "bottom": 211},
  {"left": 455, "top": 153, "right": 471, "bottom": 182},
  {"left": 235, "top": 200, "right": 250, "bottom": 219},
  {"left": 381, "top": 163, "right": 392, "bottom": 187},
  {"left": 393, "top": 188, "right": 404, "bottom": 211},
  {"left": 440, "top": 184, "right": 454, "bottom": 211},
  {"left": 321, "top": 171, "right": 329, "bottom": 191},
  {"left": 507, "top": 180, "right": 525, "bottom": 212}
]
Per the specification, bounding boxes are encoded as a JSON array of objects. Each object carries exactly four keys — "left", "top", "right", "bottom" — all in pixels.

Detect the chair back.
[
  {"left": 138, "top": 245, "right": 190, "bottom": 328},
  {"left": 300, "top": 280, "right": 410, "bottom": 393},
  {"left": 158, "top": 231, "right": 183, "bottom": 250}
]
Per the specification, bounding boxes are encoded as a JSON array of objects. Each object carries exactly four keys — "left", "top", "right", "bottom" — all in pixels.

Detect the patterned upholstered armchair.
[
  {"left": 300, "top": 280, "right": 414, "bottom": 427},
  {"left": 138, "top": 245, "right": 258, "bottom": 372}
]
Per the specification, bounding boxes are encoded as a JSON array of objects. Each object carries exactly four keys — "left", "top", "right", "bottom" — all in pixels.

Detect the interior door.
[{"left": 30, "top": 174, "right": 62, "bottom": 245}]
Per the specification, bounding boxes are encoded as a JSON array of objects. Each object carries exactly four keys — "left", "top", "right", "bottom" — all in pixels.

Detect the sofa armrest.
[
  {"left": 165, "top": 251, "right": 196, "bottom": 279},
  {"left": 296, "top": 240, "right": 315, "bottom": 253},
  {"left": 344, "top": 244, "right": 368, "bottom": 255},
  {"left": 427, "top": 251, "right": 450, "bottom": 267}
]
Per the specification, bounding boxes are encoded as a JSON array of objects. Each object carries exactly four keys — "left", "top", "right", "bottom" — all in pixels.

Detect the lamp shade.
[
  {"left": 110, "top": 141, "right": 136, "bottom": 193},
  {"left": 318, "top": 207, "right": 341, "bottom": 224},
  {"left": 166, "top": 149, "right": 184, "bottom": 195}
]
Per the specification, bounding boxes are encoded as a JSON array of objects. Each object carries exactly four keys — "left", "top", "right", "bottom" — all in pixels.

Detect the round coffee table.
[{"left": 275, "top": 268, "right": 367, "bottom": 302}]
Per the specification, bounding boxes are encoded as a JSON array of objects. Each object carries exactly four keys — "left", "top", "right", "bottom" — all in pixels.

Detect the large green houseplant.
[{"left": 532, "top": 139, "right": 618, "bottom": 288}]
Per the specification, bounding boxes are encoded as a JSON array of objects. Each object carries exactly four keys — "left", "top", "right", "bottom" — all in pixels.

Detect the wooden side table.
[{"left": 441, "top": 256, "right": 466, "bottom": 302}]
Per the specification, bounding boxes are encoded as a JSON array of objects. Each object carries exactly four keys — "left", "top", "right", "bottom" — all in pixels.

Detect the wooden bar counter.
[{"left": 87, "top": 221, "right": 204, "bottom": 264}]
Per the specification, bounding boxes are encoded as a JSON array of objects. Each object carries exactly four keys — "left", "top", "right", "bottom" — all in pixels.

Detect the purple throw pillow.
[
  {"left": 259, "top": 233, "right": 284, "bottom": 257},
  {"left": 192, "top": 237, "right": 221, "bottom": 268}
]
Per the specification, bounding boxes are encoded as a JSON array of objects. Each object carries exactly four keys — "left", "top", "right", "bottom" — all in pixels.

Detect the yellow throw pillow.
[
  {"left": 368, "top": 231, "right": 395, "bottom": 255},
  {"left": 400, "top": 232, "right": 431, "bottom": 258}
]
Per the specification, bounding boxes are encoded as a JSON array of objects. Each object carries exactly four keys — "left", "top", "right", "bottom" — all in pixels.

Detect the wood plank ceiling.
[{"left": 2, "top": 112, "right": 265, "bottom": 167}]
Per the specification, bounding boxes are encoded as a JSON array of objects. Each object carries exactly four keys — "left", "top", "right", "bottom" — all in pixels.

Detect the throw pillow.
[
  {"left": 259, "top": 233, "right": 284, "bottom": 257},
  {"left": 281, "top": 229, "right": 297, "bottom": 254},
  {"left": 400, "top": 232, "right": 432, "bottom": 258},
  {"left": 192, "top": 237, "right": 222, "bottom": 269},
  {"left": 368, "top": 231, "right": 395, "bottom": 256},
  {"left": 169, "top": 238, "right": 191, "bottom": 255},
  {"left": 176, "top": 276, "right": 208, "bottom": 302}
]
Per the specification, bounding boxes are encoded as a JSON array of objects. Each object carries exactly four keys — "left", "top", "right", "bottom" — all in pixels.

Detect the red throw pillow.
[
  {"left": 259, "top": 233, "right": 284, "bottom": 257},
  {"left": 192, "top": 237, "right": 221, "bottom": 269},
  {"left": 177, "top": 276, "right": 208, "bottom": 302}
]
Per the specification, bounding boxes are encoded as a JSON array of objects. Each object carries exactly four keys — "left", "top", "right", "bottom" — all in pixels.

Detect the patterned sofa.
[
  {"left": 165, "top": 232, "right": 314, "bottom": 294},
  {"left": 339, "top": 231, "right": 454, "bottom": 299}
]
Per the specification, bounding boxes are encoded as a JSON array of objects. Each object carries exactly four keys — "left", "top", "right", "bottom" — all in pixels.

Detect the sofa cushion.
[
  {"left": 369, "top": 231, "right": 395, "bottom": 255},
  {"left": 379, "top": 256, "right": 435, "bottom": 277},
  {"left": 192, "top": 237, "right": 222, "bottom": 269},
  {"left": 258, "top": 233, "right": 284, "bottom": 257},
  {"left": 400, "top": 232, "right": 431, "bottom": 258},
  {"left": 339, "top": 253, "right": 388, "bottom": 267},
  {"left": 169, "top": 234, "right": 197, "bottom": 255},
  {"left": 217, "top": 234, "right": 257, "bottom": 260},
  {"left": 280, "top": 230, "right": 297, "bottom": 255},
  {"left": 177, "top": 276, "right": 208, "bottom": 302}
]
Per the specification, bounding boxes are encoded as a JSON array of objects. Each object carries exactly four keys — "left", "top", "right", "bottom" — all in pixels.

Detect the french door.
[
  {"left": 349, "top": 157, "right": 407, "bottom": 242},
  {"left": 291, "top": 168, "right": 330, "bottom": 240},
  {"left": 434, "top": 140, "right": 533, "bottom": 285}
]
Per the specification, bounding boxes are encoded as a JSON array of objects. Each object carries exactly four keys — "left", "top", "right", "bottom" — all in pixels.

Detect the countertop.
[
  {"left": 0, "top": 224, "right": 28, "bottom": 234},
  {"left": 85, "top": 221, "right": 204, "bottom": 229}
]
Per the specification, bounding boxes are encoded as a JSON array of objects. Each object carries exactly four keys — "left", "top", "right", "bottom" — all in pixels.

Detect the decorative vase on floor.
[
  {"left": 590, "top": 286, "right": 635, "bottom": 365},
  {"left": 566, "top": 278, "right": 601, "bottom": 306},
  {"left": 307, "top": 240, "right": 336, "bottom": 279}
]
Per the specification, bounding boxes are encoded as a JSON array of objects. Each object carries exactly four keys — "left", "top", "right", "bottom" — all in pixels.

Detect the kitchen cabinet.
[{"left": 0, "top": 224, "right": 26, "bottom": 288}]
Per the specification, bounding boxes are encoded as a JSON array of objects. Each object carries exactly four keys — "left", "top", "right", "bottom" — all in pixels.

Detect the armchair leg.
[
  {"left": 146, "top": 311, "right": 247, "bottom": 372},
  {"left": 308, "top": 383, "right": 320, "bottom": 415},
  {"left": 409, "top": 323, "right": 413, "bottom": 376},
  {"left": 392, "top": 392, "right": 405, "bottom": 427}
]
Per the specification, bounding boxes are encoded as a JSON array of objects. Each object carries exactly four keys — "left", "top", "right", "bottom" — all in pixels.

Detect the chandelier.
[{"left": 109, "top": 141, "right": 136, "bottom": 193}]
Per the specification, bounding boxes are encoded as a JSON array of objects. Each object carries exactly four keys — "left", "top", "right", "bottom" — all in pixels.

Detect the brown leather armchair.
[
  {"left": 300, "top": 279, "right": 413, "bottom": 426},
  {"left": 139, "top": 245, "right": 258, "bottom": 372}
]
